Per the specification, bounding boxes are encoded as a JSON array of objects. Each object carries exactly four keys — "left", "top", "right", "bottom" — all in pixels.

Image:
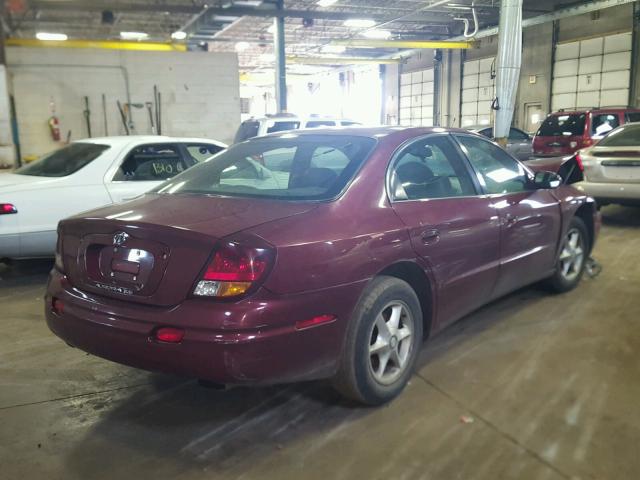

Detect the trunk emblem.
[{"left": 113, "top": 232, "right": 129, "bottom": 246}]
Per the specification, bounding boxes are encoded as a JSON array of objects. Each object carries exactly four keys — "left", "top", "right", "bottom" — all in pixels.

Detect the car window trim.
[
  {"left": 110, "top": 142, "right": 185, "bottom": 183},
  {"left": 450, "top": 132, "right": 535, "bottom": 196},
  {"left": 385, "top": 132, "right": 481, "bottom": 204}
]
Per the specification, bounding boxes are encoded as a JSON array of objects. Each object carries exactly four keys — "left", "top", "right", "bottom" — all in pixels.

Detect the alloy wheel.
[
  {"left": 368, "top": 301, "right": 414, "bottom": 385},
  {"left": 558, "top": 227, "right": 585, "bottom": 282}
]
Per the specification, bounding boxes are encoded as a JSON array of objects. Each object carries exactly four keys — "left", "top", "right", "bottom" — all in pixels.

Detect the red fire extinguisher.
[{"left": 48, "top": 115, "right": 61, "bottom": 141}]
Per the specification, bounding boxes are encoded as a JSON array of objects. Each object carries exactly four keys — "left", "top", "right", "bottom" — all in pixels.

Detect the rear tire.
[
  {"left": 544, "top": 216, "right": 588, "bottom": 293},
  {"left": 333, "top": 276, "right": 423, "bottom": 405}
]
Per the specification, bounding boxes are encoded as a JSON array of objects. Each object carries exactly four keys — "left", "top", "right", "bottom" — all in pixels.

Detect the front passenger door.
[
  {"left": 454, "top": 134, "right": 561, "bottom": 297},
  {"left": 388, "top": 134, "right": 502, "bottom": 329}
]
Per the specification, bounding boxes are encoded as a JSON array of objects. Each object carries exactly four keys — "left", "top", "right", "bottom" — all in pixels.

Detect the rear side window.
[
  {"left": 509, "top": 128, "right": 529, "bottom": 140},
  {"left": 306, "top": 121, "right": 336, "bottom": 128},
  {"left": 591, "top": 113, "right": 620, "bottom": 136},
  {"left": 597, "top": 124, "right": 640, "bottom": 147},
  {"left": 154, "top": 135, "right": 376, "bottom": 201},
  {"left": 15, "top": 142, "right": 109, "bottom": 177},
  {"left": 625, "top": 112, "right": 640, "bottom": 123},
  {"left": 234, "top": 121, "right": 260, "bottom": 143},
  {"left": 340, "top": 121, "right": 361, "bottom": 126},
  {"left": 455, "top": 135, "right": 529, "bottom": 194},
  {"left": 536, "top": 114, "right": 586, "bottom": 137},
  {"left": 184, "top": 143, "right": 225, "bottom": 162},
  {"left": 114, "top": 144, "right": 187, "bottom": 181},
  {"left": 266, "top": 121, "right": 301, "bottom": 134},
  {"left": 389, "top": 135, "right": 476, "bottom": 200}
]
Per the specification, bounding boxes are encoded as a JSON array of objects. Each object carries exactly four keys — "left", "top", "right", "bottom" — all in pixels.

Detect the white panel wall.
[
  {"left": 400, "top": 68, "right": 434, "bottom": 126},
  {"left": 551, "top": 32, "right": 632, "bottom": 111},
  {"left": 461, "top": 57, "right": 495, "bottom": 127},
  {"left": 7, "top": 47, "right": 240, "bottom": 157}
]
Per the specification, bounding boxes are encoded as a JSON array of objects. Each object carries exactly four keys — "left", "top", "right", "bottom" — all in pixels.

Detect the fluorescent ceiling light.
[
  {"left": 120, "top": 31, "right": 149, "bottom": 41},
  {"left": 171, "top": 31, "right": 187, "bottom": 40},
  {"left": 322, "top": 45, "right": 346, "bottom": 53},
  {"left": 317, "top": 0, "right": 338, "bottom": 6},
  {"left": 232, "top": 0, "right": 263, "bottom": 6},
  {"left": 213, "top": 15, "right": 240, "bottom": 22},
  {"left": 235, "top": 41, "right": 251, "bottom": 52},
  {"left": 36, "top": 32, "right": 68, "bottom": 41},
  {"left": 343, "top": 19, "right": 376, "bottom": 28},
  {"left": 361, "top": 29, "right": 392, "bottom": 39}
]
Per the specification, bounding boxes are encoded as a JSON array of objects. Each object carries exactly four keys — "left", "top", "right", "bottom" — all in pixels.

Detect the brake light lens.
[
  {"left": 0, "top": 203, "right": 17, "bottom": 215},
  {"left": 575, "top": 152, "right": 584, "bottom": 172},
  {"left": 194, "top": 242, "right": 274, "bottom": 298}
]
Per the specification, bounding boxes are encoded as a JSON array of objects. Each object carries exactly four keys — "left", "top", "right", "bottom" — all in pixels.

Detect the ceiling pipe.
[
  {"left": 493, "top": 0, "right": 522, "bottom": 143},
  {"left": 454, "top": 3, "right": 479, "bottom": 38}
]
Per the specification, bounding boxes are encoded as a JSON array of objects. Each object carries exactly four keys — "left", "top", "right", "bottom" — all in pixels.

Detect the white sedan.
[{"left": 0, "top": 135, "right": 226, "bottom": 259}]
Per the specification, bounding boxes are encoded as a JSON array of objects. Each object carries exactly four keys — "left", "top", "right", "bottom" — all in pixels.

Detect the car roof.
[
  {"left": 258, "top": 125, "right": 471, "bottom": 140},
  {"left": 74, "top": 135, "right": 227, "bottom": 147},
  {"left": 243, "top": 115, "right": 357, "bottom": 123},
  {"left": 549, "top": 107, "right": 640, "bottom": 116}
]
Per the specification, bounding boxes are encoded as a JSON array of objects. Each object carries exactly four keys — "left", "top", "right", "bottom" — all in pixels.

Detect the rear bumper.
[
  {"left": 45, "top": 269, "right": 365, "bottom": 384},
  {"left": 574, "top": 181, "right": 640, "bottom": 204}
]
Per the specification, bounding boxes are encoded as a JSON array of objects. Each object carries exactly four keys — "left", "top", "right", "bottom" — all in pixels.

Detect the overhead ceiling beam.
[
  {"left": 332, "top": 39, "right": 475, "bottom": 49},
  {"left": 287, "top": 56, "right": 399, "bottom": 65},
  {"left": 29, "top": 1, "right": 204, "bottom": 14},
  {"left": 5, "top": 38, "right": 187, "bottom": 52}
]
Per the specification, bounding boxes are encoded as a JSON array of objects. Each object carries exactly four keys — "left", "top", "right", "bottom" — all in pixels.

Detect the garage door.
[
  {"left": 399, "top": 68, "right": 434, "bottom": 126},
  {"left": 552, "top": 32, "right": 632, "bottom": 111},
  {"left": 461, "top": 57, "right": 495, "bottom": 127}
]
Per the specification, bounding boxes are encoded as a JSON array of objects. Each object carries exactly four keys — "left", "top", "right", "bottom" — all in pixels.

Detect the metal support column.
[{"left": 273, "top": 0, "right": 287, "bottom": 113}]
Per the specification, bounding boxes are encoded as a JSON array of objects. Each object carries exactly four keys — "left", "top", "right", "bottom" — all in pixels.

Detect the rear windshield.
[
  {"left": 234, "top": 121, "right": 260, "bottom": 143},
  {"left": 15, "top": 142, "right": 109, "bottom": 177},
  {"left": 597, "top": 124, "right": 640, "bottom": 147},
  {"left": 153, "top": 135, "right": 376, "bottom": 201},
  {"left": 536, "top": 114, "right": 586, "bottom": 137}
]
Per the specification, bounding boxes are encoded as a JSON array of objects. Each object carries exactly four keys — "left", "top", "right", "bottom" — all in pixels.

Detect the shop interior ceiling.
[{"left": 2, "top": 0, "right": 581, "bottom": 73}]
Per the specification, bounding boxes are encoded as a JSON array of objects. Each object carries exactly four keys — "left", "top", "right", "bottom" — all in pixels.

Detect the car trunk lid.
[
  {"left": 585, "top": 146, "right": 640, "bottom": 184},
  {"left": 59, "top": 193, "right": 317, "bottom": 305}
]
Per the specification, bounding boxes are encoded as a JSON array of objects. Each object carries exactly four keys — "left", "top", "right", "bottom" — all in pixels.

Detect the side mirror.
[{"left": 533, "top": 170, "right": 562, "bottom": 189}]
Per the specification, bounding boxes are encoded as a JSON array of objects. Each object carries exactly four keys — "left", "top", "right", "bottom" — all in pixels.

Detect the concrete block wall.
[
  {"left": 6, "top": 47, "right": 240, "bottom": 159},
  {"left": 392, "top": 3, "right": 638, "bottom": 130}
]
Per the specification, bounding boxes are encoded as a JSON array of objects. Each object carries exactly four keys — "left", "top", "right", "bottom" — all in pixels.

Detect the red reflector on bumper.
[
  {"left": 52, "top": 297, "right": 64, "bottom": 315},
  {"left": 295, "top": 314, "right": 336, "bottom": 331},
  {"left": 155, "top": 327, "right": 185, "bottom": 343}
]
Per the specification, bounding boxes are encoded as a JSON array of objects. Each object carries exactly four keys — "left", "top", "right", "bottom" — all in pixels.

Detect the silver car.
[
  {"left": 575, "top": 122, "right": 640, "bottom": 206},
  {"left": 467, "top": 125, "right": 534, "bottom": 161}
]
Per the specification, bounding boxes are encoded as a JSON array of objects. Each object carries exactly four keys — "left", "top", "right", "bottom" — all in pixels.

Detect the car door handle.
[
  {"left": 420, "top": 228, "right": 440, "bottom": 244},
  {"left": 504, "top": 214, "right": 519, "bottom": 227}
]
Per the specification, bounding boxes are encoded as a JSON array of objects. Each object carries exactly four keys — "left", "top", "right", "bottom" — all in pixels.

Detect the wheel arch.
[
  {"left": 574, "top": 201, "right": 596, "bottom": 254},
  {"left": 376, "top": 261, "right": 434, "bottom": 338}
]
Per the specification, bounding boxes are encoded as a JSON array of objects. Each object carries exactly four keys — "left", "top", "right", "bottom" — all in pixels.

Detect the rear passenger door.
[
  {"left": 388, "top": 133, "right": 502, "bottom": 328},
  {"left": 454, "top": 134, "right": 561, "bottom": 297},
  {"left": 105, "top": 143, "right": 192, "bottom": 203}
]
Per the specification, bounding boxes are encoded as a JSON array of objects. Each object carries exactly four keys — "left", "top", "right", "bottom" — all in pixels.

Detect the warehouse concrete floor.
[{"left": 1, "top": 205, "right": 639, "bottom": 480}]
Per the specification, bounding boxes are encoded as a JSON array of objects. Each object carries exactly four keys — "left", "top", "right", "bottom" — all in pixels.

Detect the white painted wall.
[
  {"left": 0, "top": 66, "right": 15, "bottom": 166},
  {"left": 6, "top": 47, "right": 240, "bottom": 159}
]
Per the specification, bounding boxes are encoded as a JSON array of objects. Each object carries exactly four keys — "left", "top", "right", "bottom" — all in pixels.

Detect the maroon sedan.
[{"left": 46, "top": 127, "right": 598, "bottom": 405}]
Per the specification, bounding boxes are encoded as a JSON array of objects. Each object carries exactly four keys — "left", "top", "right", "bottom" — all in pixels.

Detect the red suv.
[{"left": 533, "top": 108, "right": 640, "bottom": 157}]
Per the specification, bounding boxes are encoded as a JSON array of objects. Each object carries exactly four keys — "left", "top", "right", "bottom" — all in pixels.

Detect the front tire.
[
  {"left": 333, "top": 276, "right": 423, "bottom": 405},
  {"left": 544, "top": 216, "right": 588, "bottom": 293}
]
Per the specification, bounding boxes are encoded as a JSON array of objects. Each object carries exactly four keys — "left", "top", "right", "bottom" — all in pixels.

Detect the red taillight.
[
  {"left": 194, "top": 242, "right": 274, "bottom": 298},
  {"left": 0, "top": 203, "right": 17, "bottom": 215},
  {"left": 203, "top": 244, "right": 269, "bottom": 282},
  {"left": 575, "top": 152, "right": 584, "bottom": 172},
  {"left": 155, "top": 327, "right": 184, "bottom": 343},
  {"left": 295, "top": 314, "right": 337, "bottom": 331}
]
